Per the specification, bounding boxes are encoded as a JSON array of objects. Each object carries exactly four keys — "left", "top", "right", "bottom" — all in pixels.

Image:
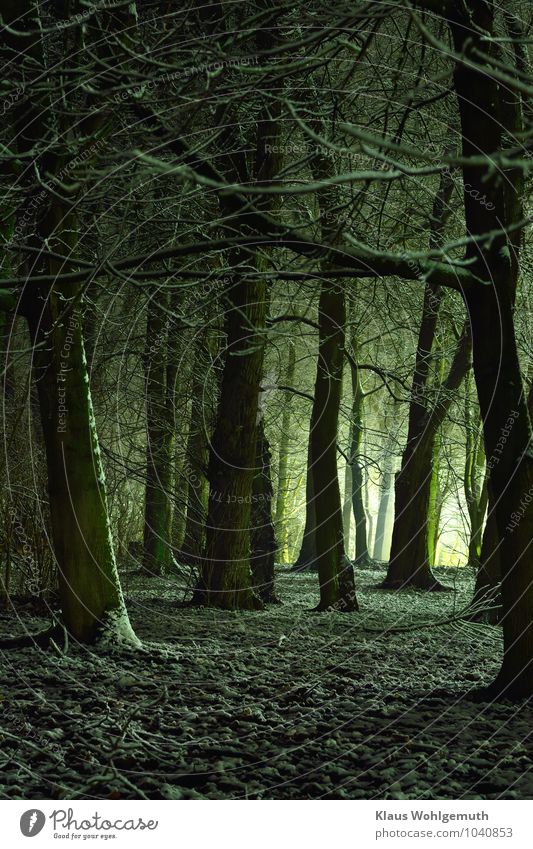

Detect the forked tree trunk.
[
  {"left": 384, "top": 323, "right": 471, "bottom": 589},
  {"left": 201, "top": 26, "right": 280, "bottom": 608},
  {"left": 384, "top": 165, "right": 457, "bottom": 588},
  {"left": 449, "top": 3, "right": 531, "bottom": 696},
  {"left": 468, "top": 493, "right": 487, "bottom": 572},
  {"left": 463, "top": 369, "right": 484, "bottom": 565},
  {"left": 464, "top": 414, "right": 488, "bottom": 573},
  {"left": 386, "top": 431, "right": 438, "bottom": 588}
]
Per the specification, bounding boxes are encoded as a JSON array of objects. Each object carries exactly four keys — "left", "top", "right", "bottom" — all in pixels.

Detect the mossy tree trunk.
[
  {"left": 28, "top": 280, "right": 137, "bottom": 643},
  {"left": 9, "top": 0, "right": 137, "bottom": 644}
]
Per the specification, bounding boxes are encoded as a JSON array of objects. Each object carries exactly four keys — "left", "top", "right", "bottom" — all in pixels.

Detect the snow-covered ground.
[{"left": 0, "top": 564, "right": 532, "bottom": 800}]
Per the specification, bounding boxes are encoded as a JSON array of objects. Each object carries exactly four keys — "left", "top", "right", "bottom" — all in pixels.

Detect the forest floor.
[{"left": 1, "top": 563, "right": 532, "bottom": 800}]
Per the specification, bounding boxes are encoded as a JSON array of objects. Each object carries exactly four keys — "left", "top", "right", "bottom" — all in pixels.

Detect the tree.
[
  {"left": 293, "top": 437, "right": 317, "bottom": 570},
  {"left": 274, "top": 340, "right": 296, "bottom": 563},
  {"left": 374, "top": 406, "right": 398, "bottom": 563},
  {"left": 383, "top": 318, "right": 471, "bottom": 589},
  {"left": 200, "top": 27, "right": 283, "bottom": 607},
  {"left": 200, "top": 272, "right": 267, "bottom": 609},
  {"left": 346, "top": 320, "right": 369, "bottom": 565},
  {"left": 463, "top": 385, "right": 488, "bottom": 572},
  {"left": 447, "top": 0, "right": 532, "bottom": 695},
  {"left": 180, "top": 325, "right": 217, "bottom": 564},
  {"left": 3, "top": 0, "right": 138, "bottom": 644},
  {"left": 142, "top": 286, "right": 176, "bottom": 575},
  {"left": 383, "top": 166, "right": 473, "bottom": 590},
  {"left": 251, "top": 418, "right": 279, "bottom": 603}
]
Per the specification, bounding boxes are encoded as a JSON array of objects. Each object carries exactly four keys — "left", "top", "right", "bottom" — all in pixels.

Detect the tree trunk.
[
  {"left": 200, "top": 21, "right": 280, "bottom": 608},
  {"left": 384, "top": 165, "right": 458, "bottom": 588},
  {"left": 364, "top": 440, "right": 375, "bottom": 558},
  {"left": 274, "top": 340, "right": 296, "bottom": 563},
  {"left": 471, "top": 373, "right": 533, "bottom": 620},
  {"left": 426, "top": 434, "right": 441, "bottom": 567},
  {"left": 465, "top": 284, "right": 531, "bottom": 693},
  {"left": 310, "top": 280, "right": 357, "bottom": 610},
  {"left": 293, "top": 437, "right": 317, "bottom": 570},
  {"left": 386, "top": 431, "right": 439, "bottom": 588},
  {"left": 201, "top": 277, "right": 265, "bottom": 609},
  {"left": 251, "top": 418, "right": 279, "bottom": 603},
  {"left": 374, "top": 446, "right": 395, "bottom": 562},
  {"left": 342, "top": 457, "right": 353, "bottom": 557},
  {"left": 384, "top": 323, "right": 471, "bottom": 589},
  {"left": 302, "top": 121, "right": 357, "bottom": 609},
  {"left": 465, "top": 433, "right": 488, "bottom": 572},
  {"left": 349, "top": 357, "right": 368, "bottom": 564},
  {"left": 8, "top": 0, "right": 137, "bottom": 644},
  {"left": 450, "top": 3, "right": 531, "bottom": 696},
  {"left": 27, "top": 283, "right": 138, "bottom": 644},
  {"left": 180, "top": 328, "right": 215, "bottom": 563},
  {"left": 172, "top": 451, "right": 189, "bottom": 552},
  {"left": 468, "top": 500, "right": 486, "bottom": 572},
  {"left": 470, "top": 483, "right": 500, "bottom": 624},
  {"left": 143, "top": 287, "right": 175, "bottom": 575}
]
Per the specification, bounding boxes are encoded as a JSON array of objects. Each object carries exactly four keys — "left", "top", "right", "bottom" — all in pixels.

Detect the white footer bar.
[{"left": 2, "top": 799, "right": 531, "bottom": 848}]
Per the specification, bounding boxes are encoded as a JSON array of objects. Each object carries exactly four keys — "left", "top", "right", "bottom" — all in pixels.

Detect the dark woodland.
[{"left": 0, "top": 0, "right": 533, "bottom": 802}]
